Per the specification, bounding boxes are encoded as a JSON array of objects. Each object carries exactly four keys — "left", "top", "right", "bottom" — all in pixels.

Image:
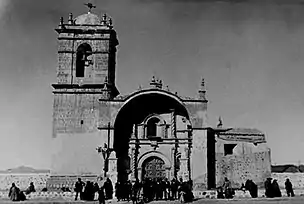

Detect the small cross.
[{"left": 84, "top": 2, "right": 96, "bottom": 13}]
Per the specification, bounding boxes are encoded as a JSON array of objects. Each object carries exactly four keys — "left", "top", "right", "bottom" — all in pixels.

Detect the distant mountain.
[{"left": 0, "top": 166, "right": 50, "bottom": 174}]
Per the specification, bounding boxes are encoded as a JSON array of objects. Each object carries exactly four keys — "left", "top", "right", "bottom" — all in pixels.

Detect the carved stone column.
[{"left": 128, "top": 146, "right": 136, "bottom": 181}]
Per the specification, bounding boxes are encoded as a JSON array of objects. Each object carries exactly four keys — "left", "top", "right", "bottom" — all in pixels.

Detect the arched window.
[
  {"left": 147, "top": 117, "right": 160, "bottom": 138},
  {"left": 76, "top": 43, "right": 92, "bottom": 77}
]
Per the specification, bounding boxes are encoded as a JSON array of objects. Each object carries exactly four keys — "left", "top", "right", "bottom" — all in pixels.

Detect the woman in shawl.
[{"left": 8, "top": 183, "right": 20, "bottom": 201}]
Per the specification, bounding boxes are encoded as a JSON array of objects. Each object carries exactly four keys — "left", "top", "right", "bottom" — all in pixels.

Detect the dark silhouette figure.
[
  {"left": 217, "top": 187, "right": 225, "bottom": 199},
  {"left": 25, "top": 182, "right": 36, "bottom": 195},
  {"left": 285, "top": 178, "right": 295, "bottom": 197},
  {"left": 245, "top": 179, "right": 258, "bottom": 198},
  {"left": 264, "top": 178, "right": 274, "bottom": 198},
  {"left": 74, "top": 178, "right": 85, "bottom": 200},
  {"left": 8, "top": 183, "right": 25, "bottom": 201},
  {"left": 222, "top": 177, "right": 234, "bottom": 199},
  {"left": 272, "top": 179, "right": 282, "bottom": 197},
  {"left": 98, "top": 185, "right": 105, "bottom": 204},
  {"left": 104, "top": 178, "right": 113, "bottom": 200},
  {"left": 170, "top": 178, "right": 178, "bottom": 200}
]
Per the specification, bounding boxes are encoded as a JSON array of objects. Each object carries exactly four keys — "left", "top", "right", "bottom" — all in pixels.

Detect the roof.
[
  {"left": 216, "top": 128, "right": 266, "bottom": 143},
  {"left": 75, "top": 13, "right": 101, "bottom": 25},
  {"left": 219, "top": 128, "right": 264, "bottom": 136},
  {"left": 271, "top": 165, "right": 301, "bottom": 173}
]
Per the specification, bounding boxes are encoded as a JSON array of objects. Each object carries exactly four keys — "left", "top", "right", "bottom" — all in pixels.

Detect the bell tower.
[
  {"left": 52, "top": 5, "right": 119, "bottom": 138},
  {"left": 53, "top": 4, "right": 119, "bottom": 98}
]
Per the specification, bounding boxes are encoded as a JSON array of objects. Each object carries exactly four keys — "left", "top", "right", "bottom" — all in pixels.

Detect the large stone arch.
[{"left": 113, "top": 89, "right": 191, "bottom": 182}]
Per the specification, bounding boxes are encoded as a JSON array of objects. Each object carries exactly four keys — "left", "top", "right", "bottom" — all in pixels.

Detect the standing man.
[
  {"left": 74, "top": 178, "right": 85, "bottom": 201},
  {"left": 285, "top": 178, "right": 295, "bottom": 197}
]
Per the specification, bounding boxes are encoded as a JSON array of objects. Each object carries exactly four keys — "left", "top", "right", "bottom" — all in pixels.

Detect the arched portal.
[
  {"left": 113, "top": 90, "right": 190, "bottom": 182},
  {"left": 142, "top": 156, "right": 165, "bottom": 180}
]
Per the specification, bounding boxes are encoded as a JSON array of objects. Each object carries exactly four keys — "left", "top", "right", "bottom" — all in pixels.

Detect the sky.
[{"left": 0, "top": 0, "right": 304, "bottom": 169}]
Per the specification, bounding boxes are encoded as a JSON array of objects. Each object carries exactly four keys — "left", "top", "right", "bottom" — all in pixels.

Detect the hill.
[{"left": 0, "top": 166, "right": 50, "bottom": 174}]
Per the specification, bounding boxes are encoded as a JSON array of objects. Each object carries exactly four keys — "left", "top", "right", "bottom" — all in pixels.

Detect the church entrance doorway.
[{"left": 142, "top": 156, "right": 166, "bottom": 180}]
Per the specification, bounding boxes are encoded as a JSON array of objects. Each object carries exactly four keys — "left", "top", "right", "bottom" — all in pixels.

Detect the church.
[{"left": 49, "top": 6, "right": 272, "bottom": 191}]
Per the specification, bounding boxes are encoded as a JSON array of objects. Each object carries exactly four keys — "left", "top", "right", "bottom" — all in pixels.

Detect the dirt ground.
[{"left": 0, "top": 197, "right": 303, "bottom": 204}]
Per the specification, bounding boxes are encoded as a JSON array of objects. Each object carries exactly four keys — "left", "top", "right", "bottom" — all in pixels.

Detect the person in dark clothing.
[
  {"left": 264, "top": 178, "right": 273, "bottom": 198},
  {"left": 98, "top": 185, "right": 105, "bottom": 204},
  {"left": 8, "top": 183, "right": 26, "bottom": 201},
  {"left": 74, "top": 178, "right": 85, "bottom": 201},
  {"left": 25, "top": 182, "right": 36, "bottom": 195},
  {"left": 217, "top": 187, "right": 225, "bottom": 199},
  {"left": 240, "top": 183, "right": 246, "bottom": 192},
  {"left": 115, "top": 181, "right": 122, "bottom": 201},
  {"left": 222, "top": 177, "right": 234, "bottom": 199},
  {"left": 83, "top": 181, "right": 91, "bottom": 201},
  {"left": 131, "top": 180, "right": 141, "bottom": 204},
  {"left": 164, "top": 178, "right": 170, "bottom": 200},
  {"left": 182, "top": 181, "right": 194, "bottom": 203},
  {"left": 272, "top": 179, "right": 282, "bottom": 197},
  {"left": 170, "top": 178, "right": 178, "bottom": 200},
  {"left": 94, "top": 183, "right": 100, "bottom": 200},
  {"left": 104, "top": 178, "right": 113, "bottom": 200},
  {"left": 245, "top": 179, "right": 258, "bottom": 198},
  {"left": 285, "top": 178, "right": 295, "bottom": 197}
]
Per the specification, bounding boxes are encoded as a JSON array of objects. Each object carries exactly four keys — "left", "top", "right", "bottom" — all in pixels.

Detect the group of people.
[
  {"left": 265, "top": 177, "right": 295, "bottom": 198},
  {"left": 74, "top": 177, "right": 113, "bottom": 204},
  {"left": 8, "top": 182, "right": 36, "bottom": 201},
  {"left": 217, "top": 177, "right": 295, "bottom": 199},
  {"left": 75, "top": 177, "right": 193, "bottom": 204},
  {"left": 123, "top": 178, "right": 193, "bottom": 202}
]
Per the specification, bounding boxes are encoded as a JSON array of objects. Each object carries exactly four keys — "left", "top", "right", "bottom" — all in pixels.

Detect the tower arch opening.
[{"left": 76, "top": 43, "right": 92, "bottom": 77}]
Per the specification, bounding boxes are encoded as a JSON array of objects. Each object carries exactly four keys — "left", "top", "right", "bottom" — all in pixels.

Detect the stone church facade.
[{"left": 49, "top": 8, "right": 271, "bottom": 191}]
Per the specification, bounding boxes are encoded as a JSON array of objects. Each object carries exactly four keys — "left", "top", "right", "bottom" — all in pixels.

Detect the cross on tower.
[{"left": 84, "top": 2, "right": 96, "bottom": 13}]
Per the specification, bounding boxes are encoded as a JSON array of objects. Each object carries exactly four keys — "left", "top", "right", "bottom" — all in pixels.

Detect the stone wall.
[
  {"left": 216, "top": 140, "right": 271, "bottom": 188},
  {"left": 0, "top": 174, "right": 50, "bottom": 191}
]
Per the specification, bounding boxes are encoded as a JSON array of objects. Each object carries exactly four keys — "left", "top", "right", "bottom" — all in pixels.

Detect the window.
[
  {"left": 76, "top": 43, "right": 92, "bottom": 77},
  {"left": 224, "top": 144, "right": 237, "bottom": 156},
  {"left": 147, "top": 117, "right": 160, "bottom": 138}
]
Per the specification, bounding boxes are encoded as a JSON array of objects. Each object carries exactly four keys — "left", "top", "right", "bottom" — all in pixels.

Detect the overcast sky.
[{"left": 0, "top": 0, "right": 304, "bottom": 169}]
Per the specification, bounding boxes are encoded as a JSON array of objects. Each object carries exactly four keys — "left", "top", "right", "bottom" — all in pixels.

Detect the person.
[
  {"left": 8, "top": 183, "right": 19, "bottom": 201},
  {"left": 240, "top": 183, "right": 246, "bottom": 192},
  {"left": 131, "top": 180, "right": 141, "bottom": 204},
  {"left": 285, "top": 178, "right": 295, "bottom": 197},
  {"left": 222, "top": 177, "right": 234, "bottom": 199},
  {"left": 264, "top": 178, "right": 273, "bottom": 198},
  {"left": 217, "top": 187, "right": 225, "bottom": 199},
  {"left": 8, "top": 183, "right": 25, "bottom": 201},
  {"left": 115, "top": 181, "right": 121, "bottom": 201},
  {"left": 104, "top": 177, "right": 113, "bottom": 200},
  {"left": 245, "top": 179, "right": 258, "bottom": 198},
  {"left": 164, "top": 178, "right": 170, "bottom": 200},
  {"left": 98, "top": 184, "right": 105, "bottom": 204},
  {"left": 272, "top": 179, "right": 282, "bottom": 197},
  {"left": 25, "top": 182, "right": 36, "bottom": 195},
  {"left": 74, "top": 178, "right": 85, "bottom": 201}
]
